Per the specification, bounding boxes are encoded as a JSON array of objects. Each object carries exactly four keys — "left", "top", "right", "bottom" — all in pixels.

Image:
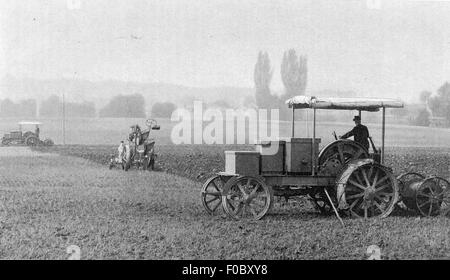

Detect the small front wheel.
[
  {"left": 1, "top": 139, "right": 11, "bottom": 146},
  {"left": 201, "top": 175, "right": 225, "bottom": 215},
  {"left": 221, "top": 176, "right": 273, "bottom": 220}
]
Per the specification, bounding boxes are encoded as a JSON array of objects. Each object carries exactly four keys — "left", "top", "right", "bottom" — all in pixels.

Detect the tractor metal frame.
[{"left": 290, "top": 99, "right": 389, "bottom": 171}]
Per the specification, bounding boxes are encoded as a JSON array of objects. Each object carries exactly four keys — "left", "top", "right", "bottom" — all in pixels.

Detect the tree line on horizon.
[
  {"left": 254, "top": 49, "right": 308, "bottom": 120},
  {"left": 254, "top": 49, "right": 450, "bottom": 126},
  {"left": 0, "top": 99, "right": 37, "bottom": 118},
  {"left": 411, "top": 82, "right": 450, "bottom": 127},
  {"left": 1, "top": 51, "right": 448, "bottom": 126},
  {"left": 0, "top": 94, "right": 177, "bottom": 119}
]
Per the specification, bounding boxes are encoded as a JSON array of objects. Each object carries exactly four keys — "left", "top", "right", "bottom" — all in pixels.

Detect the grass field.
[
  {"left": 1, "top": 118, "right": 450, "bottom": 259},
  {"left": 0, "top": 145, "right": 448, "bottom": 259},
  {"left": 1, "top": 117, "right": 450, "bottom": 147}
]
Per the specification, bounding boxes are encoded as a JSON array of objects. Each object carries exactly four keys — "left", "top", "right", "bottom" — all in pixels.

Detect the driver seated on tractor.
[
  {"left": 129, "top": 124, "right": 154, "bottom": 155},
  {"left": 339, "top": 115, "right": 370, "bottom": 150}
]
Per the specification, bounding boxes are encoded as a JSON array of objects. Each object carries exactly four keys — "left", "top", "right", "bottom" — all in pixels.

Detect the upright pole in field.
[
  {"left": 62, "top": 93, "right": 66, "bottom": 145},
  {"left": 381, "top": 107, "right": 385, "bottom": 164},
  {"left": 306, "top": 109, "right": 309, "bottom": 137},
  {"left": 291, "top": 106, "right": 295, "bottom": 138},
  {"left": 312, "top": 108, "right": 316, "bottom": 176}
]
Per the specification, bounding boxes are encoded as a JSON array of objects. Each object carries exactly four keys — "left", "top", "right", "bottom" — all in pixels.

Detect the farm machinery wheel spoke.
[
  {"left": 362, "top": 169, "right": 372, "bottom": 188},
  {"left": 373, "top": 200, "right": 384, "bottom": 212},
  {"left": 222, "top": 176, "right": 273, "bottom": 221},
  {"left": 247, "top": 184, "right": 260, "bottom": 201},
  {"left": 337, "top": 161, "right": 399, "bottom": 219},
  {"left": 201, "top": 175, "right": 225, "bottom": 215},
  {"left": 374, "top": 192, "right": 394, "bottom": 201},
  {"left": 349, "top": 197, "right": 362, "bottom": 209},
  {"left": 248, "top": 204, "right": 258, "bottom": 218},
  {"left": 237, "top": 180, "right": 249, "bottom": 197},
  {"left": 346, "top": 192, "right": 365, "bottom": 200},
  {"left": 205, "top": 196, "right": 220, "bottom": 204},
  {"left": 355, "top": 172, "right": 365, "bottom": 186},
  {"left": 417, "top": 201, "right": 431, "bottom": 208},
  {"left": 348, "top": 179, "right": 366, "bottom": 190},
  {"left": 367, "top": 165, "right": 374, "bottom": 181},
  {"left": 428, "top": 202, "right": 433, "bottom": 216},
  {"left": 417, "top": 193, "right": 434, "bottom": 199},
  {"left": 211, "top": 200, "right": 222, "bottom": 212},
  {"left": 374, "top": 179, "right": 390, "bottom": 191}
]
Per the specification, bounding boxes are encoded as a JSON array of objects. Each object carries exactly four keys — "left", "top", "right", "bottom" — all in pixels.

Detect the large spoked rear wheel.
[
  {"left": 26, "top": 136, "right": 40, "bottom": 146},
  {"left": 337, "top": 161, "right": 399, "bottom": 219},
  {"left": 201, "top": 175, "right": 225, "bottom": 215},
  {"left": 222, "top": 176, "right": 273, "bottom": 221}
]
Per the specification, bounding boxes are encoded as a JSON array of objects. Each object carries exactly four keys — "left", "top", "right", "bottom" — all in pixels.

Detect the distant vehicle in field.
[
  {"left": 109, "top": 119, "right": 160, "bottom": 171},
  {"left": 1, "top": 121, "right": 54, "bottom": 146}
]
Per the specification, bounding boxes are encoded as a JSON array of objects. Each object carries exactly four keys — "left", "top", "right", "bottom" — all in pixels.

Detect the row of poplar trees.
[{"left": 254, "top": 49, "right": 307, "bottom": 120}]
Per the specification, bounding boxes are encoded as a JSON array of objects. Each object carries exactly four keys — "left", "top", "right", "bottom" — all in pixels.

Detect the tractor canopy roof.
[
  {"left": 286, "top": 95, "right": 404, "bottom": 111},
  {"left": 18, "top": 121, "right": 42, "bottom": 126}
]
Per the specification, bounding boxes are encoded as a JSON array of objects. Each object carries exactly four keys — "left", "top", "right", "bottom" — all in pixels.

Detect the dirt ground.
[{"left": 0, "top": 146, "right": 449, "bottom": 259}]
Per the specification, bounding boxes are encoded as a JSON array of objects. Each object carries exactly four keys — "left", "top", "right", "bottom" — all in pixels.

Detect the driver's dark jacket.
[{"left": 341, "top": 124, "right": 370, "bottom": 150}]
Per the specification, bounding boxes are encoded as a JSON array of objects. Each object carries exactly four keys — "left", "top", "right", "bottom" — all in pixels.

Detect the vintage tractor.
[
  {"left": 109, "top": 119, "right": 160, "bottom": 171},
  {"left": 201, "top": 96, "right": 449, "bottom": 221},
  {"left": 1, "top": 121, "right": 54, "bottom": 146}
]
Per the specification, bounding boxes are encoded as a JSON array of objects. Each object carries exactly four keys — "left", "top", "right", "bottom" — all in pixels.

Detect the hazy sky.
[{"left": 1, "top": 0, "right": 449, "bottom": 101}]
